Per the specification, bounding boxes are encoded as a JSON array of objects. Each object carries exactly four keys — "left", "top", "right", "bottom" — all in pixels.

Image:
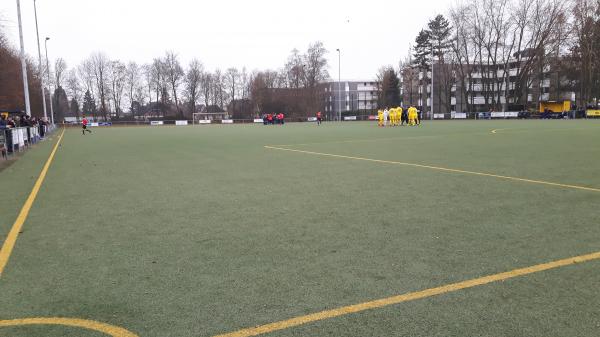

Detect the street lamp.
[
  {"left": 430, "top": 44, "right": 434, "bottom": 120},
  {"left": 45, "top": 37, "right": 55, "bottom": 124},
  {"left": 336, "top": 48, "right": 341, "bottom": 122},
  {"left": 16, "top": 0, "right": 32, "bottom": 116},
  {"left": 34, "top": 0, "right": 48, "bottom": 120}
]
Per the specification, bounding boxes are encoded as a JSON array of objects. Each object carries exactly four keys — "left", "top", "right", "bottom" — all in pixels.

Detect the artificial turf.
[{"left": 0, "top": 120, "right": 599, "bottom": 337}]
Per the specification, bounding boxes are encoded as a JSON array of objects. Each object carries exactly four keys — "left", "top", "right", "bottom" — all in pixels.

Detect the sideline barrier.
[
  {"left": 587, "top": 110, "right": 600, "bottom": 117},
  {"left": 150, "top": 121, "right": 164, "bottom": 126},
  {"left": 344, "top": 116, "right": 357, "bottom": 121},
  {"left": 253, "top": 119, "right": 264, "bottom": 123},
  {"left": 1, "top": 124, "right": 54, "bottom": 159},
  {"left": 221, "top": 120, "right": 234, "bottom": 124},
  {"left": 307, "top": 117, "right": 318, "bottom": 122},
  {"left": 175, "top": 121, "right": 188, "bottom": 126}
]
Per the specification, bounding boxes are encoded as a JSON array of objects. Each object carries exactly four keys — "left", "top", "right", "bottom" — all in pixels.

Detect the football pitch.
[{"left": 1, "top": 120, "right": 600, "bottom": 337}]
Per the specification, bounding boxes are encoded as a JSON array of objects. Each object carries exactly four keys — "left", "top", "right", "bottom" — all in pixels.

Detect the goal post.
[{"left": 192, "top": 113, "right": 228, "bottom": 125}]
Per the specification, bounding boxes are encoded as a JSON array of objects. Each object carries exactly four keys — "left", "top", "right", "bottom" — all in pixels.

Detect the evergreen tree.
[
  {"left": 413, "top": 29, "right": 431, "bottom": 69},
  {"left": 428, "top": 15, "right": 452, "bottom": 61},
  {"left": 82, "top": 90, "right": 97, "bottom": 117},
  {"left": 377, "top": 67, "right": 401, "bottom": 108},
  {"left": 52, "top": 86, "right": 69, "bottom": 122},
  {"left": 70, "top": 99, "right": 80, "bottom": 118},
  {"left": 428, "top": 15, "right": 453, "bottom": 114},
  {"left": 413, "top": 29, "right": 432, "bottom": 112}
]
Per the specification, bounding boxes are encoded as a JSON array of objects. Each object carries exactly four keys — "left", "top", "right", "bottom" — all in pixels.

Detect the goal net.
[{"left": 192, "top": 113, "right": 229, "bottom": 125}]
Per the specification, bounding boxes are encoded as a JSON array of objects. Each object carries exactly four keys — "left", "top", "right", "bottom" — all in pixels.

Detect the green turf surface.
[{"left": 1, "top": 120, "right": 599, "bottom": 337}]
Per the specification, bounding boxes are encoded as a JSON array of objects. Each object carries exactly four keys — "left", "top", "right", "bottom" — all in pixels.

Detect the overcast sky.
[{"left": 1, "top": 0, "right": 447, "bottom": 80}]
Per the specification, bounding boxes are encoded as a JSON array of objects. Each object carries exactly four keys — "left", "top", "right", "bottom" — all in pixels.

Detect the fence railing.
[
  {"left": 1, "top": 124, "right": 55, "bottom": 160},
  {"left": 56, "top": 109, "right": 599, "bottom": 130}
]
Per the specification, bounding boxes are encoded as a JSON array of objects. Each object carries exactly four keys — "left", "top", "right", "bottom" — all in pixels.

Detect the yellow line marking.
[
  {"left": 491, "top": 127, "right": 599, "bottom": 135},
  {"left": 214, "top": 250, "right": 600, "bottom": 337},
  {"left": 0, "top": 317, "right": 139, "bottom": 337},
  {"left": 270, "top": 134, "right": 444, "bottom": 147},
  {"left": 264, "top": 146, "right": 600, "bottom": 193},
  {"left": 0, "top": 128, "right": 65, "bottom": 277}
]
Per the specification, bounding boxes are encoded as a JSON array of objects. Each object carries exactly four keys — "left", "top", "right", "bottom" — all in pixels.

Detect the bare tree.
[
  {"left": 302, "top": 41, "right": 329, "bottom": 113},
  {"left": 54, "top": 58, "right": 67, "bottom": 89},
  {"left": 570, "top": 0, "right": 599, "bottom": 107},
  {"left": 142, "top": 63, "right": 153, "bottom": 107},
  {"left": 90, "top": 52, "right": 110, "bottom": 120},
  {"left": 109, "top": 60, "right": 127, "bottom": 119},
  {"left": 284, "top": 48, "right": 306, "bottom": 89},
  {"left": 125, "top": 61, "right": 142, "bottom": 116},
  {"left": 163, "top": 51, "right": 184, "bottom": 117},
  {"left": 65, "top": 68, "right": 82, "bottom": 104},
  {"left": 200, "top": 72, "right": 213, "bottom": 110},
  {"left": 212, "top": 69, "right": 228, "bottom": 109},
  {"left": 184, "top": 59, "right": 204, "bottom": 116},
  {"left": 225, "top": 67, "right": 239, "bottom": 114},
  {"left": 78, "top": 59, "right": 95, "bottom": 98}
]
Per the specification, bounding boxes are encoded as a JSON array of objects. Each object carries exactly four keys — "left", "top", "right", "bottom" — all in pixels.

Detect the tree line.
[{"left": 1, "top": 24, "right": 330, "bottom": 121}]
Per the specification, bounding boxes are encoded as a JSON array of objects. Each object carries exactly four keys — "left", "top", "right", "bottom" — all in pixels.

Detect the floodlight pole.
[
  {"left": 430, "top": 44, "right": 434, "bottom": 120},
  {"left": 337, "top": 48, "right": 341, "bottom": 122},
  {"left": 16, "top": 0, "right": 32, "bottom": 116},
  {"left": 45, "top": 37, "right": 55, "bottom": 124},
  {"left": 34, "top": 0, "right": 48, "bottom": 120}
]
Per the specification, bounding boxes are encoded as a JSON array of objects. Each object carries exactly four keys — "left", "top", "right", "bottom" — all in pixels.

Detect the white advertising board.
[
  {"left": 175, "top": 120, "right": 188, "bottom": 126},
  {"left": 221, "top": 120, "right": 234, "bottom": 124},
  {"left": 150, "top": 121, "right": 164, "bottom": 126}
]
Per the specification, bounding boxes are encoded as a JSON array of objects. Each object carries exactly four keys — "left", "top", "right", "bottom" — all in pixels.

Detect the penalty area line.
[{"left": 263, "top": 146, "right": 600, "bottom": 193}]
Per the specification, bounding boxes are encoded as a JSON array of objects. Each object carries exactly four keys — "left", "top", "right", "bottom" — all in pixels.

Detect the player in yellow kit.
[
  {"left": 408, "top": 106, "right": 417, "bottom": 126},
  {"left": 395, "top": 107, "right": 402, "bottom": 126},
  {"left": 414, "top": 107, "right": 420, "bottom": 126},
  {"left": 377, "top": 110, "right": 384, "bottom": 127}
]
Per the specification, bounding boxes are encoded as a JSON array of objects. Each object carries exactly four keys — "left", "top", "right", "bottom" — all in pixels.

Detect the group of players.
[{"left": 377, "top": 106, "right": 420, "bottom": 127}]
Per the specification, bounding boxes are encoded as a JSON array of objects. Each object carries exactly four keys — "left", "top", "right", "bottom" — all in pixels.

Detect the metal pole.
[
  {"left": 45, "top": 37, "right": 55, "bottom": 124},
  {"left": 430, "top": 44, "right": 434, "bottom": 120},
  {"left": 16, "top": 0, "right": 32, "bottom": 116},
  {"left": 34, "top": 0, "right": 48, "bottom": 120},
  {"left": 337, "top": 49, "right": 341, "bottom": 122}
]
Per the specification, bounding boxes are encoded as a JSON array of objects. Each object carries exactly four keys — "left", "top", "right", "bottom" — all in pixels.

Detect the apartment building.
[
  {"left": 402, "top": 55, "right": 576, "bottom": 115},
  {"left": 323, "top": 80, "right": 379, "bottom": 119}
]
